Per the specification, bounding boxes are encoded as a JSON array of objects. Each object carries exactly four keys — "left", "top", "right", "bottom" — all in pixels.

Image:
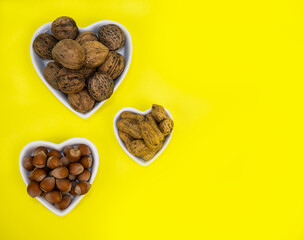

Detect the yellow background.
[{"left": 0, "top": 0, "right": 304, "bottom": 239}]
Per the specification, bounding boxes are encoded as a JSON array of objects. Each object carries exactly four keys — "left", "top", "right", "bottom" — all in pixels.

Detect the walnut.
[
  {"left": 43, "top": 62, "right": 62, "bottom": 89},
  {"left": 87, "top": 73, "right": 114, "bottom": 101},
  {"left": 82, "top": 41, "right": 109, "bottom": 68},
  {"left": 75, "top": 31, "right": 98, "bottom": 45},
  {"left": 98, "top": 24, "right": 125, "bottom": 50},
  {"left": 97, "top": 51, "right": 125, "bottom": 80},
  {"left": 51, "top": 16, "right": 78, "bottom": 40},
  {"left": 33, "top": 33, "right": 58, "bottom": 60},
  {"left": 57, "top": 68, "right": 85, "bottom": 94},
  {"left": 77, "top": 67, "right": 96, "bottom": 80},
  {"left": 68, "top": 88, "right": 95, "bottom": 113},
  {"left": 52, "top": 39, "right": 85, "bottom": 70}
]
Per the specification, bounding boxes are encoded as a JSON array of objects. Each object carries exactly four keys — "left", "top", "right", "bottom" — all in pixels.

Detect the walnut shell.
[
  {"left": 98, "top": 24, "right": 125, "bottom": 50},
  {"left": 75, "top": 31, "right": 98, "bottom": 45},
  {"left": 68, "top": 88, "right": 95, "bottom": 113},
  {"left": 52, "top": 39, "right": 85, "bottom": 70},
  {"left": 87, "top": 73, "right": 114, "bottom": 101},
  {"left": 97, "top": 51, "right": 125, "bottom": 80},
  {"left": 82, "top": 41, "right": 109, "bottom": 68},
  {"left": 33, "top": 33, "right": 58, "bottom": 60},
  {"left": 51, "top": 16, "right": 78, "bottom": 40},
  {"left": 77, "top": 67, "right": 96, "bottom": 80},
  {"left": 43, "top": 62, "right": 62, "bottom": 89},
  {"left": 57, "top": 68, "right": 85, "bottom": 94}
]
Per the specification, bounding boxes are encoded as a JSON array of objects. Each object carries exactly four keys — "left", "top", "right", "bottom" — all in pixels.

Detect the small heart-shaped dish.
[
  {"left": 30, "top": 20, "right": 132, "bottom": 118},
  {"left": 19, "top": 137, "right": 99, "bottom": 216},
  {"left": 113, "top": 107, "right": 173, "bottom": 166}
]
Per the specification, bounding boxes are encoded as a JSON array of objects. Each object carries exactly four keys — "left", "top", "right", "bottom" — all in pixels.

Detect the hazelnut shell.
[
  {"left": 31, "top": 168, "right": 47, "bottom": 182},
  {"left": 40, "top": 177, "right": 55, "bottom": 192},
  {"left": 44, "top": 191, "right": 62, "bottom": 203},
  {"left": 79, "top": 156, "right": 93, "bottom": 169},
  {"left": 23, "top": 156, "right": 34, "bottom": 171},
  {"left": 77, "top": 144, "right": 92, "bottom": 156},
  {"left": 33, "top": 146, "right": 48, "bottom": 156},
  {"left": 77, "top": 169, "right": 91, "bottom": 182},
  {"left": 69, "top": 163, "right": 84, "bottom": 175},
  {"left": 66, "top": 148, "right": 81, "bottom": 162},
  {"left": 47, "top": 149, "right": 62, "bottom": 158},
  {"left": 27, "top": 181, "right": 42, "bottom": 198},
  {"left": 56, "top": 179, "right": 72, "bottom": 193},
  {"left": 50, "top": 166, "right": 69, "bottom": 179},
  {"left": 33, "top": 152, "right": 47, "bottom": 168},
  {"left": 55, "top": 195, "right": 72, "bottom": 210},
  {"left": 47, "top": 156, "right": 63, "bottom": 169},
  {"left": 75, "top": 182, "right": 91, "bottom": 195}
]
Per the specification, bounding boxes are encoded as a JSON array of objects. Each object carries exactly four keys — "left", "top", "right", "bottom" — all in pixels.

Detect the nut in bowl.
[
  {"left": 19, "top": 137, "right": 99, "bottom": 216},
  {"left": 114, "top": 105, "right": 174, "bottom": 166},
  {"left": 31, "top": 17, "right": 132, "bottom": 118}
]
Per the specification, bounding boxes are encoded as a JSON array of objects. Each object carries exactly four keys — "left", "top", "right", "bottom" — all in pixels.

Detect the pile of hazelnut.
[
  {"left": 33, "top": 16, "right": 126, "bottom": 113},
  {"left": 23, "top": 144, "right": 93, "bottom": 210}
]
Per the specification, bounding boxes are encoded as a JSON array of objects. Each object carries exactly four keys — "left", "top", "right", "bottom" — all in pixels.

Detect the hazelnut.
[
  {"left": 51, "top": 16, "right": 78, "bottom": 40},
  {"left": 33, "top": 151, "right": 47, "bottom": 168},
  {"left": 44, "top": 191, "right": 62, "bottom": 203},
  {"left": 31, "top": 168, "right": 47, "bottom": 182},
  {"left": 50, "top": 166, "right": 69, "bottom": 179},
  {"left": 40, "top": 177, "right": 55, "bottom": 192},
  {"left": 68, "top": 88, "right": 95, "bottom": 113},
  {"left": 57, "top": 68, "right": 85, "bottom": 94},
  {"left": 87, "top": 72, "right": 114, "bottom": 101},
  {"left": 56, "top": 179, "right": 72, "bottom": 193},
  {"left": 66, "top": 148, "right": 81, "bottom": 162},
  {"left": 47, "top": 149, "right": 62, "bottom": 158},
  {"left": 98, "top": 51, "right": 125, "bottom": 80},
  {"left": 79, "top": 156, "right": 92, "bottom": 169},
  {"left": 27, "top": 181, "right": 42, "bottom": 198},
  {"left": 68, "top": 174, "right": 76, "bottom": 181},
  {"left": 47, "top": 156, "right": 62, "bottom": 169},
  {"left": 82, "top": 41, "right": 109, "bottom": 68},
  {"left": 43, "top": 62, "right": 62, "bottom": 89},
  {"left": 33, "top": 146, "right": 47, "bottom": 156},
  {"left": 75, "top": 182, "right": 91, "bottom": 195},
  {"left": 75, "top": 31, "right": 98, "bottom": 45},
  {"left": 63, "top": 146, "right": 73, "bottom": 156},
  {"left": 23, "top": 156, "right": 34, "bottom": 171},
  {"left": 69, "top": 163, "right": 84, "bottom": 175},
  {"left": 28, "top": 170, "right": 34, "bottom": 181},
  {"left": 77, "top": 169, "right": 91, "bottom": 182},
  {"left": 33, "top": 33, "right": 58, "bottom": 59},
  {"left": 77, "top": 144, "right": 91, "bottom": 156},
  {"left": 98, "top": 24, "right": 125, "bottom": 50},
  {"left": 69, "top": 182, "right": 77, "bottom": 195},
  {"left": 60, "top": 157, "right": 70, "bottom": 167},
  {"left": 55, "top": 195, "right": 72, "bottom": 210}
]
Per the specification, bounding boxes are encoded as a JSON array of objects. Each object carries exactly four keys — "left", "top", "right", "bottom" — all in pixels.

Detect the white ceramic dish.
[
  {"left": 113, "top": 107, "right": 173, "bottom": 166},
  {"left": 19, "top": 137, "right": 99, "bottom": 216},
  {"left": 30, "top": 20, "right": 132, "bottom": 118}
]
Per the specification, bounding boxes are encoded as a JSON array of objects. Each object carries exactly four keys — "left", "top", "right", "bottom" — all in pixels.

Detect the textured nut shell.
[
  {"left": 146, "top": 114, "right": 164, "bottom": 141},
  {"left": 51, "top": 166, "right": 69, "bottom": 179},
  {"left": 120, "top": 111, "right": 145, "bottom": 122},
  {"left": 142, "top": 141, "right": 164, "bottom": 161},
  {"left": 45, "top": 191, "right": 62, "bottom": 203},
  {"left": 77, "top": 67, "right": 96, "bottom": 80},
  {"left": 40, "top": 177, "right": 55, "bottom": 192},
  {"left": 151, "top": 104, "right": 168, "bottom": 122},
  {"left": 33, "top": 33, "right": 58, "bottom": 60},
  {"left": 33, "top": 146, "right": 47, "bottom": 156},
  {"left": 33, "top": 151, "right": 47, "bottom": 168},
  {"left": 27, "top": 181, "right": 42, "bottom": 198},
  {"left": 77, "top": 144, "right": 92, "bottom": 156},
  {"left": 32, "top": 168, "right": 47, "bottom": 182},
  {"left": 57, "top": 68, "right": 85, "bottom": 94},
  {"left": 98, "top": 24, "right": 125, "bottom": 50},
  {"left": 75, "top": 182, "right": 91, "bottom": 195},
  {"left": 51, "top": 16, "right": 78, "bottom": 40},
  {"left": 56, "top": 179, "right": 72, "bottom": 193},
  {"left": 98, "top": 51, "right": 125, "bottom": 80},
  {"left": 23, "top": 156, "right": 34, "bottom": 171},
  {"left": 52, "top": 39, "right": 85, "bottom": 69},
  {"left": 139, "top": 121, "right": 160, "bottom": 148},
  {"left": 118, "top": 131, "right": 135, "bottom": 155},
  {"left": 129, "top": 140, "right": 151, "bottom": 157},
  {"left": 117, "top": 119, "right": 142, "bottom": 139},
  {"left": 47, "top": 149, "right": 62, "bottom": 158},
  {"left": 43, "top": 62, "right": 62, "bottom": 89},
  {"left": 87, "top": 73, "right": 114, "bottom": 101},
  {"left": 76, "top": 31, "right": 98, "bottom": 45},
  {"left": 69, "top": 163, "right": 84, "bottom": 175},
  {"left": 77, "top": 169, "right": 91, "bottom": 182},
  {"left": 68, "top": 88, "right": 95, "bottom": 113},
  {"left": 55, "top": 195, "right": 71, "bottom": 210},
  {"left": 47, "top": 156, "right": 62, "bottom": 169},
  {"left": 60, "top": 157, "right": 70, "bottom": 166},
  {"left": 82, "top": 41, "right": 109, "bottom": 68},
  {"left": 66, "top": 148, "right": 81, "bottom": 162},
  {"left": 79, "top": 156, "right": 93, "bottom": 169},
  {"left": 159, "top": 118, "right": 174, "bottom": 136}
]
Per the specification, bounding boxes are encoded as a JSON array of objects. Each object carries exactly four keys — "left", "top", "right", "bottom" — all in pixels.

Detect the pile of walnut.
[
  {"left": 33, "top": 16, "right": 126, "bottom": 113},
  {"left": 117, "top": 104, "right": 174, "bottom": 160},
  {"left": 23, "top": 144, "right": 93, "bottom": 210}
]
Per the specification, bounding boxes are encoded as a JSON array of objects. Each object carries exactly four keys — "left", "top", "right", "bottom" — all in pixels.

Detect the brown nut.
[
  {"left": 75, "top": 31, "right": 98, "bottom": 45},
  {"left": 98, "top": 24, "right": 125, "bottom": 50},
  {"left": 77, "top": 67, "right": 96, "bottom": 80},
  {"left": 33, "top": 146, "right": 48, "bottom": 156},
  {"left": 31, "top": 168, "right": 47, "bottom": 182},
  {"left": 47, "top": 149, "right": 62, "bottom": 158},
  {"left": 82, "top": 41, "right": 109, "bottom": 68},
  {"left": 151, "top": 104, "right": 168, "bottom": 122},
  {"left": 50, "top": 166, "right": 69, "bottom": 179},
  {"left": 75, "top": 182, "right": 91, "bottom": 195},
  {"left": 142, "top": 141, "right": 164, "bottom": 161},
  {"left": 47, "top": 156, "right": 63, "bottom": 169},
  {"left": 52, "top": 39, "right": 85, "bottom": 70},
  {"left": 63, "top": 146, "right": 73, "bottom": 156},
  {"left": 33, "top": 151, "right": 47, "bottom": 168},
  {"left": 33, "top": 33, "right": 58, "bottom": 60},
  {"left": 60, "top": 157, "right": 70, "bottom": 167},
  {"left": 87, "top": 72, "right": 114, "bottom": 101},
  {"left": 27, "top": 181, "right": 42, "bottom": 198},
  {"left": 23, "top": 156, "right": 34, "bottom": 171},
  {"left": 57, "top": 68, "right": 85, "bottom": 94},
  {"left": 28, "top": 170, "right": 34, "bottom": 181},
  {"left": 40, "top": 177, "right": 55, "bottom": 192},
  {"left": 56, "top": 179, "right": 72, "bottom": 193},
  {"left": 77, "top": 169, "right": 91, "bottom": 182},
  {"left": 146, "top": 113, "right": 164, "bottom": 141},
  {"left": 117, "top": 119, "right": 142, "bottom": 139},
  {"left": 68, "top": 88, "right": 95, "bottom": 113},
  {"left": 79, "top": 156, "right": 93, "bottom": 169},
  {"left": 51, "top": 16, "right": 78, "bottom": 40},
  {"left": 69, "top": 182, "right": 78, "bottom": 195},
  {"left": 159, "top": 118, "right": 174, "bottom": 136},
  {"left": 43, "top": 62, "right": 62, "bottom": 89},
  {"left": 77, "top": 144, "right": 91, "bottom": 156},
  {"left": 98, "top": 51, "right": 125, "bottom": 80},
  {"left": 68, "top": 174, "right": 76, "bottom": 181},
  {"left": 69, "top": 163, "right": 84, "bottom": 175},
  {"left": 66, "top": 148, "right": 81, "bottom": 162},
  {"left": 44, "top": 191, "right": 62, "bottom": 203},
  {"left": 118, "top": 131, "right": 135, "bottom": 155},
  {"left": 139, "top": 120, "right": 160, "bottom": 149},
  {"left": 55, "top": 195, "right": 72, "bottom": 210},
  {"left": 120, "top": 111, "right": 145, "bottom": 122},
  {"left": 129, "top": 140, "right": 152, "bottom": 157}
]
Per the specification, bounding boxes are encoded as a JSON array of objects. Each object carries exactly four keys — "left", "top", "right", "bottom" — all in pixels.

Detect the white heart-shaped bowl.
[
  {"left": 19, "top": 137, "right": 99, "bottom": 216},
  {"left": 30, "top": 20, "right": 132, "bottom": 119},
  {"left": 113, "top": 107, "right": 173, "bottom": 166}
]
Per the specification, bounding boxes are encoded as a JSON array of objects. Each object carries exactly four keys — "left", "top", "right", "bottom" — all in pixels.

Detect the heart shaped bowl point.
[
  {"left": 19, "top": 137, "right": 99, "bottom": 216},
  {"left": 30, "top": 20, "right": 132, "bottom": 119},
  {"left": 113, "top": 107, "right": 173, "bottom": 166}
]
